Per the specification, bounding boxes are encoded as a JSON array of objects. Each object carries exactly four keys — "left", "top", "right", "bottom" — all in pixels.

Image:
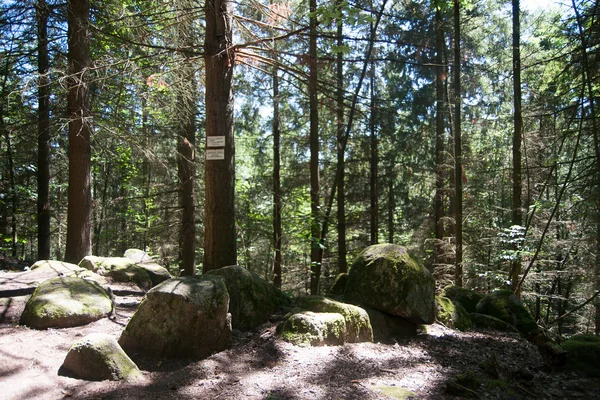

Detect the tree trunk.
[
  {"left": 434, "top": 0, "right": 445, "bottom": 268},
  {"left": 273, "top": 49, "right": 282, "bottom": 288},
  {"left": 510, "top": 0, "right": 523, "bottom": 297},
  {"left": 37, "top": 0, "right": 51, "bottom": 261},
  {"left": 570, "top": 0, "right": 600, "bottom": 335},
  {"left": 453, "top": 0, "right": 463, "bottom": 286},
  {"left": 203, "top": 0, "right": 236, "bottom": 272},
  {"left": 336, "top": 0, "right": 347, "bottom": 274},
  {"left": 65, "top": 0, "right": 92, "bottom": 264},
  {"left": 369, "top": 45, "right": 378, "bottom": 246},
  {"left": 177, "top": 0, "right": 197, "bottom": 276},
  {"left": 309, "top": 0, "right": 321, "bottom": 295}
]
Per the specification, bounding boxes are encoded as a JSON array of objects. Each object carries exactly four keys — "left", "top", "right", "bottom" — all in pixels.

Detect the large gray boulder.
[
  {"left": 296, "top": 296, "right": 373, "bottom": 343},
  {"left": 123, "top": 248, "right": 153, "bottom": 263},
  {"left": 205, "top": 265, "right": 288, "bottom": 330},
  {"left": 20, "top": 277, "right": 113, "bottom": 329},
  {"left": 343, "top": 244, "right": 436, "bottom": 324},
  {"left": 119, "top": 275, "right": 231, "bottom": 359},
  {"left": 278, "top": 311, "right": 346, "bottom": 346},
  {"left": 79, "top": 256, "right": 153, "bottom": 290},
  {"left": 59, "top": 333, "right": 142, "bottom": 381}
]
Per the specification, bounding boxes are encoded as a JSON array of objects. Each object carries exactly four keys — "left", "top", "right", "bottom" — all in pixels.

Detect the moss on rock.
[
  {"left": 19, "top": 277, "right": 113, "bottom": 329},
  {"left": 442, "top": 285, "right": 483, "bottom": 313},
  {"left": 470, "top": 313, "right": 519, "bottom": 333},
  {"left": 296, "top": 296, "right": 373, "bottom": 342},
  {"left": 475, "top": 290, "right": 538, "bottom": 336},
  {"left": 59, "top": 333, "right": 142, "bottom": 381},
  {"left": 205, "top": 265, "right": 289, "bottom": 330},
  {"left": 79, "top": 256, "right": 152, "bottom": 290},
  {"left": 562, "top": 335, "right": 600, "bottom": 377},
  {"left": 279, "top": 311, "right": 346, "bottom": 346},
  {"left": 343, "top": 244, "right": 435, "bottom": 324},
  {"left": 436, "top": 295, "right": 472, "bottom": 331},
  {"left": 119, "top": 275, "right": 231, "bottom": 359}
]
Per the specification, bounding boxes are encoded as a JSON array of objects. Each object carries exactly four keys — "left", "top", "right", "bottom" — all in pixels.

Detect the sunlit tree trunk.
[
  {"left": 273, "top": 47, "right": 282, "bottom": 288},
  {"left": 203, "top": 0, "right": 236, "bottom": 271},
  {"left": 510, "top": 0, "right": 523, "bottom": 297},
  {"left": 65, "top": 0, "right": 92, "bottom": 264},
  {"left": 309, "top": 0, "right": 321, "bottom": 294},
  {"left": 369, "top": 42, "right": 378, "bottom": 245},
  {"left": 36, "top": 0, "right": 51, "bottom": 260},
  {"left": 177, "top": 0, "right": 197, "bottom": 276},
  {"left": 434, "top": 0, "right": 445, "bottom": 268},
  {"left": 336, "top": 0, "right": 347, "bottom": 274}
]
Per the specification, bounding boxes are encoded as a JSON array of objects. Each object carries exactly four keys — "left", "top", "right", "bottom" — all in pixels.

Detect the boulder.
[
  {"left": 441, "top": 285, "right": 483, "bottom": 313},
  {"left": 343, "top": 244, "right": 435, "bottom": 324},
  {"left": 562, "top": 335, "right": 600, "bottom": 377},
  {"left": 469, "top": 313, "right": 518, "bottom": 333},
  {"left": 366, "top": 308, "right": 418, "bottom": 342},
  {"left": 79, "top": 256, "right": 152, "bottom": 290},
  {"left": 278, "top": 311, "right": 346, "bottom": 346},
  {"left": 21, "top": 260, "right": 106, "bottom": 286},
  {"left": 205, "top": 265, "right": 288, "bottom": 330},
  {"left": 20, "top": 277, "right": 113, "bottom": 329},
  {"left": 119, "top": 275, "right": 231, "bottom": 359},
  {"left": 436, "top": 295, "right": 472, "bottom": 331},
  {"left": 135, "top": 262, "right": 171, "bottom": 286},
  {"left": 296, "top": 296, "right": 372, "bottom": 343},
  {"left": 123, "top": 248, "right": 152, "bottom": 263},
  {"left": 475, "top": 290, "right": 538, "bottom": 336},
  {"left": 59, "top": 333, "right": 142, "bottom": 381},
  {"left": 327, "top": 273, "right": 347, "bottom": 298}
]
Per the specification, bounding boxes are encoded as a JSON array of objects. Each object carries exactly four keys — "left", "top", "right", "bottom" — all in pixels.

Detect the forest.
[{"left": 1, "top": 0, "right": 599, "bottom": 343}]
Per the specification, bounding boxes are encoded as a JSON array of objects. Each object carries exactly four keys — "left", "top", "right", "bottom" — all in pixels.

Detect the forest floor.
[{"left": 1, "top": 268, "right": 600, "bottom": 399}]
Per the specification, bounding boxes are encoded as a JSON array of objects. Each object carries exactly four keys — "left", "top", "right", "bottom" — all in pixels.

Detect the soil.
[{"left": 1, "top": 265, "right": 599, "bottom": 400}]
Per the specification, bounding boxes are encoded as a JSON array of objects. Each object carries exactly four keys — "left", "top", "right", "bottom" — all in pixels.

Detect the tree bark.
[
  {"left": 37, "top": 0, "right": 51, "bottom": 261},
  {"left": 203, "top": 0, "right": 236, "bottom": 272},
  {"left": 177, "top": 0, "right": 197, "bottom": 276},
  {"left": 65, "top": 0, "right": 92, "bottom": 264},
  {"left": 336, "top": 0, "right": 347, "bottom": 274},
  {"left": 309, "top": 0, "right": 321, "bottom": 294},
  {"left": 434, "top": 0, "right": 445, "bottom": 268},
  {"left": 273, "top": 48, "right": 282, "bottom": 288},
  {"left": 510, "top": 0, "right": 523, "bottom": 297},
  {"left": 369, "top": 43, "right": 378, "bottom": 246},
  {"left": 453, "top": 0, "right": 463, "bottom": 286}
]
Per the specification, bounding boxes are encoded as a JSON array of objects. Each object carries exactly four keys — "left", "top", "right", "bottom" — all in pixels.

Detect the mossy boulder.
[
  {"left": 442, "top": 285, "right": 483, "bottom": 313},
  {"left": 135, "top": 262, "right": 171, "bottom": 286},
  {"left": 366, "top": 308, "right": 418, "bottom": 342},
  {"left": 436, "top": 295, "right": 472, "bottom": 331},
  {"left": 343, "top": 244, "right": 435, "bottom": 324},
  {"left": 79, "top": 256, "right": 152, "bottom": 290},
  {"left": 123, "top": 248, "right": 152, "bottom": 263},
  {"left": 59, "top": 333, "right": 142, "bottom": 381},
  {"left": 470, "top": 313, "right": 519, "bottom": 333},
  {"left": 327, "top": 273, "right": 347, "bottom": 298},
  {"left": 205, "top": 265, "right": 289, "bottom": 330},
  {"left": 24, "top": 260, "right": 107, "bottom": 286},
  {"left": 296, "top": 296, "right": 373, "bottom": 342},
  {"left": 119, "top": 275, "right": 231, "bottom": 359},
  {"left": 562, "top": 335, "right": 600, "bottom": 377},
  {"left": 278, "top": 311, "right": 346, "bottom": 346},
  {"left": 475, "top": 290, "right": 538, "bottom": 336},
  {"left": 20, "top": 277, "right": 113, "bottom": 329}
]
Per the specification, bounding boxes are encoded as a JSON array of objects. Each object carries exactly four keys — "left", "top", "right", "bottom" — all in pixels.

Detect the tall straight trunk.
[
  {"left": 571, "top": 0, "right": 600, "bottom": 334},
  {"left": 434, "top": 0, "right": 445, "bottom": 267},
  {"left": 453, "top": 0, "right": 463, "bottom": 286},
  {"left": 3, "top": 130, "right": 17, "bottom": 257},
  {"left": 369, "top": 51, "right": 378, "bottom": 245},
  {"left": 177, "top": 0, "right": 197, "bottom": 276},
  {"left": 65, "top": 0, "right": 92, "bottom": 264},
  {"left": 309, "top": 0, "right": 321, "bottom": 294},
  {"left": 204, "top": 0, "right": 236, "bottom": 272},
  {"left": 511, "top": 0, "right": 523, "bottom": 296},
  {"left": 387, "top": 163, "right": 395, "bottom": 243},
  {"left": 336, "top": 0, "right": 347, "bottom": 274},
  {"left": 37, "top": 0, "right": 51, "bottom": 260},
  {"left": 273, "top": 51, "right": 282, "bottom": 288}
]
